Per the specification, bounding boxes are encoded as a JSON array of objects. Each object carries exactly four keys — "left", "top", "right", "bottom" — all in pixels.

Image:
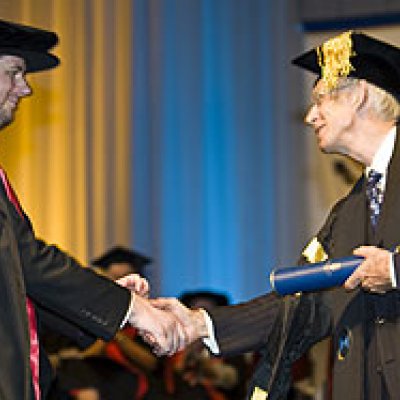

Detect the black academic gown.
[
  {"left": 0, "top": 181, "right": 131, "bottom": 400},
  {"left": 209, "top": 131, "right": 400, "bottom": 399}
]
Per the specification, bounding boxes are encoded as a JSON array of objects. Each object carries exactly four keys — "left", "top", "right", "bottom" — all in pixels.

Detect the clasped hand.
[
  {"left": 116, "top": 274, "right": 207, "bottom": 356},
  {"left": 344, "top": 246, "right": 394, "bottom": 293}
]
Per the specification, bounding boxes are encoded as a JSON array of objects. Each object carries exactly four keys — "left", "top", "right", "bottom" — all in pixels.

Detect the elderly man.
[
  {"left": 153, "top": 32, "right": 400, "bottom": 400},
  {"left": 0, "top": 19, "right": 184, "bottom": 400}
]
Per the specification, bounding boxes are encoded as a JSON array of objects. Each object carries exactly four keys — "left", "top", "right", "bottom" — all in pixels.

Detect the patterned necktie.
[
  {"left": 0, "top": 168, "right": 41, "bottom": 400},
  {"left": 366, "top": 169, "right": 383, "bottom": 229}
]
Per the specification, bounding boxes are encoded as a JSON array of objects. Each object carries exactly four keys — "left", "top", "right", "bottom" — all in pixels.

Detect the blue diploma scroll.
[{"left": 270, "top": 256, "right": 364, "bottom": 295}]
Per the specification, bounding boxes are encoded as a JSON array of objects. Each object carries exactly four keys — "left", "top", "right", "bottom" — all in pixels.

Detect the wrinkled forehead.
[
  {"left": 0, "top": 55, "right": 26, "bottom": 71},
  {"left": 311, "top": 76, "right": 356, "bottom": 97}
]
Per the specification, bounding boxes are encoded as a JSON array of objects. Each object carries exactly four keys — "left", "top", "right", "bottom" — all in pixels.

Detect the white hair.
[{"left": 335, "top": 77, "right": 400, "bottom": 122}]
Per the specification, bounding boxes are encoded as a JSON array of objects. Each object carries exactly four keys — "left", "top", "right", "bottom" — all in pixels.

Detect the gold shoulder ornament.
[{"left": 302, "top": 237, "right": 328, "bottom": 264}]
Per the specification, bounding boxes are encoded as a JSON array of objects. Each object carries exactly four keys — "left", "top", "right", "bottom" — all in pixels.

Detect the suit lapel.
[
  {"left": 332, "top": 177, "right": 368, "bottom": 256},
  {"left": 374, "top": 127, "right": 400, "bottom": 247}
]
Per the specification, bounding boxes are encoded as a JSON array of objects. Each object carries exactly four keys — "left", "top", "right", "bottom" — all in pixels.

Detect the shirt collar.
[{"left": 366, "top": 125, "right": 397, "bottom": 179}]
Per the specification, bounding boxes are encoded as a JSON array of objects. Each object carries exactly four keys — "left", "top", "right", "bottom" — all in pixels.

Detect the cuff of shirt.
[
  {"left": 120, "top": 292, "right": 136, "bottom": 328},
  {"left": 390, "top": 252, "right": 397, "bottom": 287},
  {"left": 392, "top": 252, "right": 400, "bottom": 288},
  {"left": 201, "top": 309, "right": 220, "bottom": 355}
]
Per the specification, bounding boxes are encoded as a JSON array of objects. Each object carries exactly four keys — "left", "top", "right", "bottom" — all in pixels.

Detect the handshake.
[{"left": 116, "top": 274, "right": 210, "bottom": 356}]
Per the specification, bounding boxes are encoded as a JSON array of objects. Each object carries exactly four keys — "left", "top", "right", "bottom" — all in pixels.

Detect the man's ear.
[{"left": 352, "top": 80, "right": 368, "bottom": 112}]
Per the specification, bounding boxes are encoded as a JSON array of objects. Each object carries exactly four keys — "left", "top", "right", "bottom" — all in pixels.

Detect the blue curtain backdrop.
[{"left": 132, "top": 0, "right": 306, "bottom": 302}]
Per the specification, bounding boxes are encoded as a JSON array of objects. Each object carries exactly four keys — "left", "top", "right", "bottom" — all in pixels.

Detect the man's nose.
[
  {"left": 16, "top": 77, "right": 32, "bottom": 97},
  {"left": 304, "top": 104, "right": 318, "bottom": 125}
]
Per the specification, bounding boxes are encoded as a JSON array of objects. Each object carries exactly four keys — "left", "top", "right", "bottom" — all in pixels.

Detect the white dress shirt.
[{"left": 366, "top": 125, "right": 397, "bottom": 286}]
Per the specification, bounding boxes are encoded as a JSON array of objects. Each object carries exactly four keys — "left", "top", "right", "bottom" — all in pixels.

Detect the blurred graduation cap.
[
  {"left": 0, "top": 19, "right": 59, "bottom": 72},
  {"left": 292, "top": 31, "right": 400, "bottom": 100},
  {"left": 180, "top": 290, "right": 230, "bottom": 310},
  {"left": 91, "top": 246, "right": 152, "bottom": 274}
]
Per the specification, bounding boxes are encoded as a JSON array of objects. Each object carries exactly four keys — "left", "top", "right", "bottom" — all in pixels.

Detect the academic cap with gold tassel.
[{"left": 292, "top": 31, "right": 400, "bottom": 100}]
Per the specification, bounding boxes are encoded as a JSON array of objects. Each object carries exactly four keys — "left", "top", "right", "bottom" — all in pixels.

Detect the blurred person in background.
[{"left": 162, "top": 290, "right": 253, "bottom": 400}]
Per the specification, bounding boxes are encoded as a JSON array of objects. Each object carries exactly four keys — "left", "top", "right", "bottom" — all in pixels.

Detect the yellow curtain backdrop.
[{"left": 0, "top": 0, "right": 132, "bottom": 264}]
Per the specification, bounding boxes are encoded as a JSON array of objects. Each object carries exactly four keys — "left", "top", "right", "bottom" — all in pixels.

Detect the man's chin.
[
  {"left": 316, "top": 135, "right": 335, "bottom": 154},
  {"left": 319, "top": 143, "right": 329, "bottom": 153},
  {"left": 0, "top": 113, "right": 14, "bottom": 130},
  {"left": 317, "top": 138, "right": 329, "bottom": 153},
  {"left": 319, "top": 142, "right": 341, "bottom": 155}
]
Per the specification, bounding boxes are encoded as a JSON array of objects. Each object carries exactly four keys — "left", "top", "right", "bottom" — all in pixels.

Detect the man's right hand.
[
  {"left": 128, "top": 294, "right": 188, "bottom": 356},
  {"left": 150, "top": 297, "right": 209, "bottom": 349}
]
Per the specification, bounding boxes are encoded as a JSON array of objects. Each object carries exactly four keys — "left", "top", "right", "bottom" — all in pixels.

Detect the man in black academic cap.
[
  {"left": 91, "top": 246, "right": 151, "bottom": 281},
  {"left": 0, "top": 19, "right": 185, "bottom": 400},
  {"left": 152, "top": 31, "right": 400, "bottom": 399}
]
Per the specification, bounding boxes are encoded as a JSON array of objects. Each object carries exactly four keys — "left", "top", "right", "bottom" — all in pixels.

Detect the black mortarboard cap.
[
  {"left": 179, "top": 290, "right": 230, "bottom": 308},
  {"left": 292, "top": 31, "right": 400, "bottom": 100},
  {"left": 91, "top": 246, "right": 152, "bottom": 272},
  {"left": 0, "top": 19, "right": 59, "bottom": 72}
]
